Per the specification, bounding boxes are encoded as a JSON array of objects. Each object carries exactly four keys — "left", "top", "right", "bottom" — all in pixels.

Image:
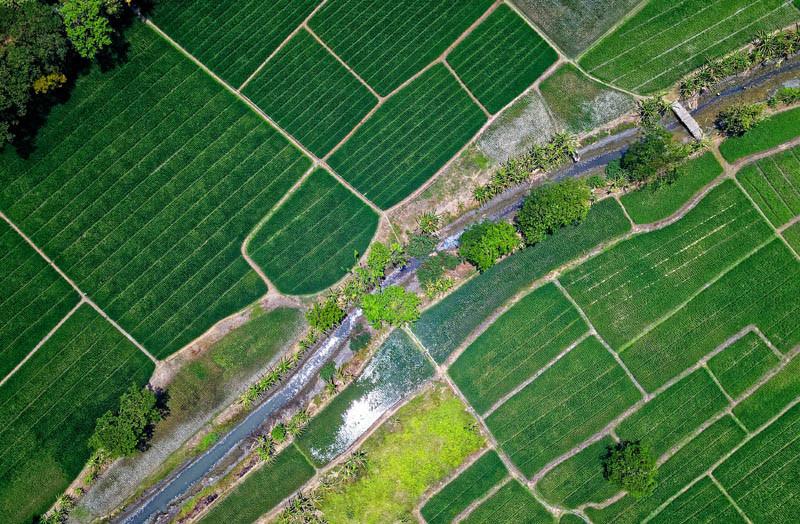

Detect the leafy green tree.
[
  {"left": 716, "top": 103, "right": 765, "bottom": 136},
  {"left": 516, "top": 179, "right": 591, "bottom": 245},
  {"left": 366, "top": 241, "right": 407, "bottom": 281},
  {"left": 637, "top": 96, "right": 669, "bottom": 129},
  {"left": 306, "top": 296, "right": 345, "bottom": 334},
  {"left": 603, "top": 440, "right": 658, "bottom": 499},
  {"left": 459, "top": 221, "right": 520, "bottom": 271},
  {"left": 620, "top": 127, "right": 689, "bottom": 184},
  {"left": 60, "top": 0, "right": 114, "bottom": 59},
  {"left": 89, "top": 384, "right": 161, "bottom": 458},
  {"left": 361, "top": 285, "right": 420, "bottom": 327}
]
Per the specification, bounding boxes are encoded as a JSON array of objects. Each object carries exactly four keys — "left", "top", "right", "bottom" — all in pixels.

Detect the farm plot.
[
  {"left": 561, "top": 181, "right": 773, "bottom": 350},
  {"left": 462, "top": 480, "right": 551, "bottom": 524},
  {"left": 715, "top": 403, "right": 800, "bottom": 523},
  {"left": 421, "top": 450, "right": 508, "bottom": 524},
  {"left": 242, "top": 29, "right": 377, "bottom": 157},
  {"left": 736, "top": 145, "right": 800, "bottom": 228},
  {"left": 707, "top": 331, "right": 780, "bottom": 399},
  {"left": 199, "top": 443, "right": 315, "bottom": 524},
  {"left": 149, "top": 0, "right": 320, "bottom": 87},
  {"left": 720, "top": 106, "right": 800, "bottom": 162},
  {"left": 309, "top": 0, "right": 493, "bottom": 95},
  {"left": 538, "top": 64, "right": 634, "bottom": 134},
  {"left": 0, "top": 23, "right": 312, "bottom": 358},
  {"left": 486, "top": 336, "right": 641, "bottom": 477},
  {"left": 449, "top": 282, "right": 589, "bottom": 414},
  {"left": 295, "top": 329, "right": 433, "bottom": 466},
  {"left": 536, "top": 437, "right": 619, "bottom": 508},
  {"left": 620, "top": 153, "right": 723, "bottom": 225},
  {"left": 649, "top": 477, "right": 745, "bottom": 524},
  {"left": 414, "top": 198, "right": 630, "bottom": 362},
  {"left": 621, "top": 239, "right": 800, "bottom": 391},
  {"left": 247, "top": 169, "right": 378, "bottom": 295},
  {"left": 733, "top": 352, "right": 800, "bottom": 431},
  {"left": 587, "top": 416, "right": 745, "bottom": 524},
  {"left": 578, "top": 0, "right": 800, "bottom": 93},
  {"left": 0, "top": 222, "right": 78, "bottom": 379},
  {"left": 784, "top": 221, "right": 800, "bottom": 252},
  {"left": 511, "top": 0, "right": 643, "bottom": 56},
  {"left": 328, "top": 64, "right": 486, "bottom": 209},
  {"left": 0, "top": 305, "right": 154, "bottom": 524},
  {"left": 447, "top": 4, "right": 558, "bottom": 114}
]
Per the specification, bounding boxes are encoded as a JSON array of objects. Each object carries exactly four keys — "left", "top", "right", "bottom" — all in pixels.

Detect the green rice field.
[
  {"left": 784, "top": 221, "right": 800, "bottom": 252},
  {"left": 579, "top": 0, "right": 800, "bottom": 93},
  {"left": 242, "top": 29, "right": 378, "bottom": 157},
  {"left": 649, "top": 477, "right": 744, "bottom": 524},
  {"left": 707, "top": 331, "right": 780, "bottom": 399},
  {"left": 733, "top": 354, "right": 800, "bottom": 431},
  {"left": 462, "top": 480, "right": 552, "bottom": 524},
  {"left": 247, "top": 169, "right": 379, "bottom": 295},
  {"left": 309, "top": 0, "right": 493, "bottom": 95},
  {"left": 0, "top": 222, "right": 78, "bottom": 379},
  {"left": 719, "top": 106, "right": 800, "bottom": 162},
  {"left": 328, "top": 64, "right": 486, "bottom": 209},
  {"left": 447, "top": 4, "right": 558, "bottom": 114},
  {"left": 537, "top": 437, "right": 618, "bottom": 508},
  {"left": 0, "top": 305, "right": 154, "bottom": 523},
  {"left": 736, "top": 145, "right": 800, "bottom": 228},
  {"left": 150, "top": 0, "right": 320, "bottom": 87}
]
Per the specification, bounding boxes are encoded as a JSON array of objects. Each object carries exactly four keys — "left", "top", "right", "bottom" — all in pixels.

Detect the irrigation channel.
[{"left": 117, "top": 59, "right": 799, "bottom": 524}]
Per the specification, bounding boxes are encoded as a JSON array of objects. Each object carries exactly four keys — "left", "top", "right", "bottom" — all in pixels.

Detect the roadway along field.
[
  {"left": 447, "top": 4, "right": 558, "bottom": 114},
  {"left": 736, "top": 145, "right": 800, "bottom": 228},
  {"left": 328, "top": 64, "right": 486, "bottom": 209},
  {"left": 0, "top": 24, "right": 312, "bottom": 358},
  {"left": 149, "top": 0, "right": 320, "bottom": 87},
  {"left": 308, "top": 0, "right": 493, "bottom": 95},
  {"left": 0, "top": 305, "right": 154, "bottom": 523},
  {"left": 247, "top": 169, "right": 379, "bottom": 295},
  {"left": 0, "top": 221, "right": 78, "bottom": 379},
  {"left": 243, "top": 29, "right": 378, "bottom": 157},
  {"left": 579, "top": 0, "right": 800, "bottom": 93}
]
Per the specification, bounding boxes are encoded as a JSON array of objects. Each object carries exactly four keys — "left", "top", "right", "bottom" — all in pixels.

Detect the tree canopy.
[
  {"left": 516, "top": 179, "right": 591, "bottom": 245},
  {"left": 89, "top": 384, "right": 161, "bottom": 458},
  {"left": 459, "top": 220, "right": 520, "bottom": 271},
  {"left": 619, "top": 127, "right": 690, "bottom": 184},
  {"left": 361, "top": 285, "right": 421, "bottom": 328},
  {"left": 603, "top": 440, "right": 658, "bottom": 499}
]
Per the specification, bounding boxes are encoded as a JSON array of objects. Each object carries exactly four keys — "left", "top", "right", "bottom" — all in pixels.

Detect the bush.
[
  {"left": 416, "top": 212, "right": 441, "bottom": 235},
  {"left": 603, "top": 441, "right": 658, "bottom": 499},
  {"left": 619, "top": 128, "right": 690, "bottom": 184},
  {"left": 319, "top": 361, "right": 336, "bottom": 384},
  {"left": 349, "top": 329, "right": 371, "bottom": 352},
  {"left": 637, "top": 97, "right": 669, "bottom": 129},
  {"left": 459, "top": 221, "right": 521, "bottom": 271},
  {"left": 418, "top": 252, "right": 460, "bottom": 298},
  {"left": 406, "top": 234, "right": 438, "bottom": 259},
  {"left": 768, "top": 86, "right": 800, "bottom": 107},
  {"left": 517, "top": 179, "right": 591, "bottom": 245},
  {"left": 367, "top": 242, "right": 406, "bottom": 281},
  {"left": 271, "top": 423, "right": 287, "bottom": 443},
  {"left": 306, "top": 296, "right": 345, "bottom": 334},
  {"left": 586, "top": 174, "right": 607, "bottom": 189},
  {"left": 361, "top": 285, "right": 421, "bottom": 328},
  {"left": 716, "top": 103, "right": 765, "bottom": 136},
  {"left": 89, "top": 384, "right": 161, "bottom": 458}
]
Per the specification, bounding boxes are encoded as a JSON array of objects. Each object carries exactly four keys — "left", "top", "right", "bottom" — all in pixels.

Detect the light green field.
[
  {"left": 720, "top": 106, "right": 800, "bottom": 162},
  {"left": 537, "top": 437, "right": 618, "bottom": 508},
  {"left": 707, "top": 331, "right": 780, "bottom": 399},
  {"left": 736, "top": 145, "right": 800, "bottom": 228},
  {"left": 649, "top": 477, "right": 744, "bottom": 524},
  {"left": 462, "top": 480, "right": 552, "bottom": 524}
]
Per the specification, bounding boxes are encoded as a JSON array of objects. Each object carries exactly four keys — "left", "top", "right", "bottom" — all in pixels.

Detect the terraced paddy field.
[{"left": 579, "top": 0, "right": 800, "bottom": 93}]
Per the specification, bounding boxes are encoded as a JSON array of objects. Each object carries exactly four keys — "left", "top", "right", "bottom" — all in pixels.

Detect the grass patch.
[
  {"left": 413, "top": 198, "right": 630, "bottom": 363},
  {"left": 199, "top": 443, "right": 315, "bottom": 524},
  {"left": 707, "top": 331, "right": 780, "bottom": 399},
  {"left": 317, "top": 384, "right": 485, "bottom": 523},
  {"left": 328, "top": 64, "right": 486, "bottom": 209},
  {"left": 719, "top": 106, "right": 800, "bottom": 162},
  {"left": 579, "top": 0, "right": 799, "bottom": 93},
  {"left": 247, "top": 169, "right": 379, "bottom": 295},
  {"left": 462, "top": 480, "right": 552, "bottom": 523},
  {"left": 295, "top": 329, "right": 434, "bottom": 466},
  {"left": 243, "top": 29, "right": 378, "bottom": 157},
  {"left": 621, "top": 240, "right": 800, "bottom": 391},
  {"left": 0, "top": 221, "right": 78, "bottom": 378},
  {"left": 0, "top": 23, "right": 311, "bottom": 358},
  {"left": 421, "top": 450, "right": 508, "bottom": 524},
  {"left": 449, "top": 282, "right": 588, "bottom": 414},
  {"left": 150, "top": 0, "right": 319, "bottom": 87},
  {"left": 734, "top": 352, "right": 800, "bottom": 431},
  {"left": 447, "top": 4, "right": 558, "bottom": 114},
  {"left": 562, "top": 181, "right": 773, "bottom": 350},
  {"left": 649, "top": 476, "right": 744, "bottom": 524},
  {"left": 309, "top": 0, "right": 493, "bottom": 95},
  {"left": 0, "top": 305, "right": 154, "bottom": 523},
  {"left": 539, "top": 63, "right": 634, "bottom": 133},
  {"left": 620, "top": 152, "right": 723, "bottom": 224},
  {"left": 736, "top": 145, "right": 800, "bottom": 228},
  {"left": 486, "top": 337, "right": 641, "bottom": 477}
]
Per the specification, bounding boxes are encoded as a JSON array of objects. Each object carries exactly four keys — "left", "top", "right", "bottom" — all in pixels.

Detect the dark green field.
[
  {"left": 720, "top": 107, "right": 800, "bottom": 162},
  {"left": 462, "top": 480, "right": 551, "bottom": 523},
  {"left": 537, "top": 436, "right": 617, "bottom": 508},
  {"left": 736, "top": 145, "right": 800, "bottom": 228}
]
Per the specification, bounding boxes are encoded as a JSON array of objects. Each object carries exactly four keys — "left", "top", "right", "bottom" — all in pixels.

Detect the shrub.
[
  {"left": 349, "top": 329, "right": 372, "bottom": 353},
  {"left": 716, "top": 103, "right": 765, "bottom": 136},
  {"left": 619, "top": 128, "right": 690, "bottom": 184},
  {"left": 517, "top": 179, "right": 591, "bottom": 245},
  {"left": 637, "top": 97, "right": 669, "bottom": 129},
  {"left": 418, "top": 252, "right": 460, "bottom": 287},
  {"left": 586, "top": 174, "right": 607, "bottom": 189},
  {"left": 416, "top": 212, "right": 441, "bottom": 235},
  {"left": 306, "top": 296, "right": 345, "bottom": 334},
  {"left": 603, "top": 441, "right": 658, "bottom": 499},
  {"left": 319, "top": 360, "right": 337, "bottom": 384},
  {"left": 768, "top": 86, "right": 800, "bottom": 107},
  {"left": 89, "top": 384, "right": 161, "bottom": 458},
  {"left": 271, "top": 423, "right": 287, "bottom": 443},
  {"left": 459, "top": 221, "right": 521, "bottom": 271},
  {"left": 361, "top": 285, "right": 421, "bottom": 327},
  {"left": 406, "top": 233, "right": 438, "bottom": 259}
]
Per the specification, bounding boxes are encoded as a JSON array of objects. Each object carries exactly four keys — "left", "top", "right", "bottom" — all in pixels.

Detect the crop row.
[
  {"left": 244, "top": 29, "right": 378, "bottom": 157},
  {"left": 486, "top": 336, "right": 642, "bottom": 477},
  {"left": 733, "top": 352, "right": 800, "bottom": 431},
  {"left": 449, "top": 282, "right": 588, "bottom": 414},
  {"left": 562, "top": 181, "right": 773, "bottom": 350},
  {"left": 329, "top": 64, "right": 486, "bottom": 209},
  {"left": 462, "top": 480, "right": 551, "bottom": 524},
  {"left": 0, "top": 305, "right": 153, "bottom": 523},
  {"left": 309, "top": 0, "right": 493, "bottom": 95},
  {"left": 447, "top": 4, "right": 558, "bottom": 114},
  {"left": 736, "top": 146, "right": 800, "bottom": 228},
  {"left": 537, "top": 436, "right": 618, "bottom": 508},
  {"left": 248, "top": 169, "right": 379, "bottom": 295},
  {"left": 707, "top": 331, "right": 780, "bottom": 399},
  {"left": 650, "top": 476, "right": 744, "bottom": 524},
  {"left": 622, "top": 239, "right": 800, "bottom": 391},
  {"left": 413, "top": 198, "right": 630, "bottom": 362},
  {"left": 784, "top": 221, "right": 800, "bottom": 252},
  {"left": 151, "top": 0, "right": 319, "bottom": 86}
]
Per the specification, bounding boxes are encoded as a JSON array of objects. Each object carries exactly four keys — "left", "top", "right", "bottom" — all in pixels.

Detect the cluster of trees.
[
  {"left": 89, "top": 383, "right": 161, "bottom": 459},
  {"left": 606, "top": 127, "right": 697, "bottom": 188},
  {"left": 603, "top": 440, "right": 658, "bottom": 499},
  {"left": 716, "top": 103, "right": 765, "bottom": 136},
  {"left": 1, "top": 0, "right": 132, "bottom": 148}
]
